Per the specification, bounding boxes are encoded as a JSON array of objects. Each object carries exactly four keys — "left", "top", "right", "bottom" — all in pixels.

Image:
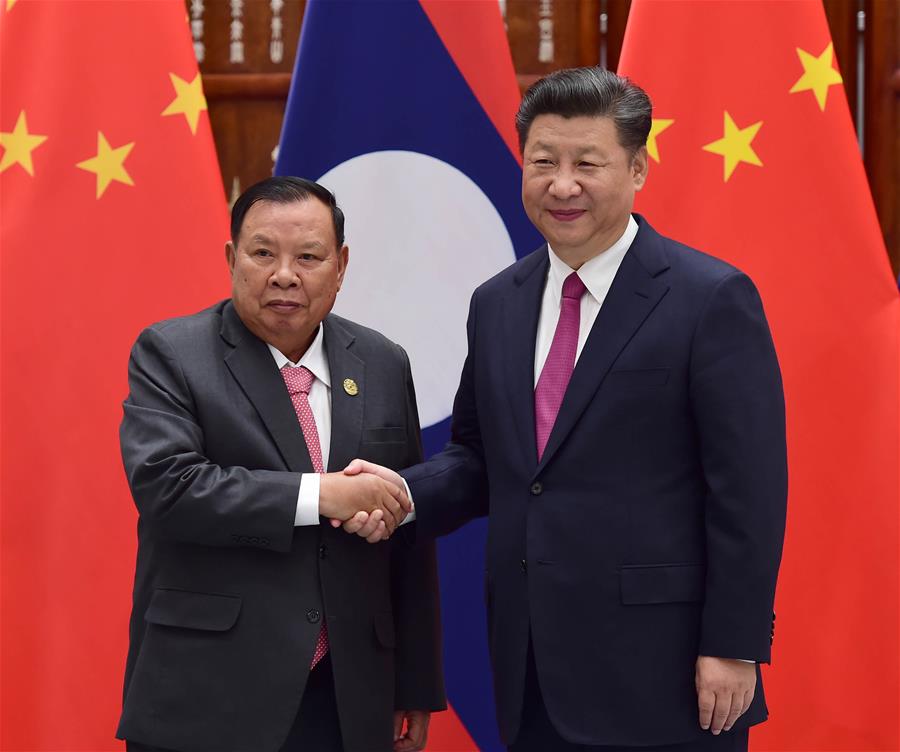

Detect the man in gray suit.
[{"left": 117, "top": 177, "right": 444, "bottom": 752}]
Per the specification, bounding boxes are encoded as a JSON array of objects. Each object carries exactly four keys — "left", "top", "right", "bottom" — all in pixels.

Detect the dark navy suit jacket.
[{"left": 404, "top": 216, "right": 787, "bottom": 746}]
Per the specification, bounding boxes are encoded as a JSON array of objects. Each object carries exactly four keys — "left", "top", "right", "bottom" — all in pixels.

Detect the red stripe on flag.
[
  {"left": 419, "top": 0, "right": 522, "bottom": 163},
  {"left": 426, "top": 702, "right": 479, "bottom": 751}
]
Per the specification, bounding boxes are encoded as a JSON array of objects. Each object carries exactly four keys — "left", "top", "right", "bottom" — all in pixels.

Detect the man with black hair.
[
  {"left": 346, "top": 68, "right": 787, "bottom": 752},
  {"left": 117, "top": 177, "right": 444, "bottom": 752}
]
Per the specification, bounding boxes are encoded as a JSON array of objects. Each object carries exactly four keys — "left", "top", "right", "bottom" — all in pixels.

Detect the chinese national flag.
[
  {"left": 619, "top": 1, "right": 900, "bottom": 749},
  {"left": 0, "top": 1, "right": 228, "bottom": 748}
]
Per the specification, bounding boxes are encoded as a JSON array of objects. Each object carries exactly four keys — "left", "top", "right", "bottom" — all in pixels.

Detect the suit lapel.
[
  {"left": 534, "top": 218, "right": 671, "bottom": 477},
  {"left": 504, "top": 247, "right": 550, "bottom": 468},
  {"left": 322, "top": 316, "right": 364, "bottom": 473},
  {"left": 221, "top": 302, "right": 313, "bottom": 473}
]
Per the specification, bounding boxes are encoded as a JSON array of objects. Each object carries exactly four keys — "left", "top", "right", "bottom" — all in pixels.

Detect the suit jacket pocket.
[
  {"left": 619, "top": 563, "right": 704, "bottom": 605},
  {"left": 373, "top": 611, "right": 396, "bottom": 649},
  {"left": 362, "top": 426, "right": 407, "bottom": 444},
  {"left": 144, "top": 587, "right": 242, "bottom": 631},
  {"left": 607, "top": 368, "right": 670, "bottom": 386}
]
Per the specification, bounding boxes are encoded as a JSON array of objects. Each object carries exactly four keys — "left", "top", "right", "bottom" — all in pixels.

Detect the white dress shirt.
[
  {"left": 534, "top": 215, "right": 638, "bottom": 385},
  {"left": 268, "top": 327, "right": 332, "bottom": 526}
]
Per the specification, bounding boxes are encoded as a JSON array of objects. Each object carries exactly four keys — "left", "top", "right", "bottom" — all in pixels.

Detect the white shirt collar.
[
  {"left": 546, "top": 214, "right": 639, "bottom": 305},
  {"left": 266, "top": 325, "right": 331, "bottom": 388}
]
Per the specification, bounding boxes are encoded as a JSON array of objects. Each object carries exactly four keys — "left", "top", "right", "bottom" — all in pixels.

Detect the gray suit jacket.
[{"left": 117, "top": 300, "right": 445, "bottom": 752}]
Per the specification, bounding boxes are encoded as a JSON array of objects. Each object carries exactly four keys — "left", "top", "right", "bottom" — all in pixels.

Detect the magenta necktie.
[
  {"left": 534, "top": 271, "right": 587, "bottom": 461},
  {"left": 281, "top": 365, "right": 329, "bottom": 670}
]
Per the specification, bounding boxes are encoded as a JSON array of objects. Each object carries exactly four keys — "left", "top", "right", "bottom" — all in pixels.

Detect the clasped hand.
[{"left": 319, "top": 466, "right": 411, "bottom": 540}]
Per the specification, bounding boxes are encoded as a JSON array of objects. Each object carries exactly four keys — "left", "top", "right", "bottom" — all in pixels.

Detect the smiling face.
[
  {"left": 521, "top": 114, "right": 648, "bottom": 268},
  {"left": 225, "top": 198, "right": 348, "bottom": 362}
]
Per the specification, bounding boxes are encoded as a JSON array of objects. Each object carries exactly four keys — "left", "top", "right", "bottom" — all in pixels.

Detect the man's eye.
[
  {"left": 255, "top": 249, "right": 272, "bottom": 257},
  {"left": 533, "top": 159, "right": 553, "bottom": 166},
  {"left": 299, "top": 253, "right": 317, "bottom": 262},
  {"left": 578, "top": 161, "right": 597, "bottom": 168}
]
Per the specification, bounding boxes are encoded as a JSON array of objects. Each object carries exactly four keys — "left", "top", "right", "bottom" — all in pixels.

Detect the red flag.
[
  {"left": 0, "top": 1, "right": 228, "bottom": 748},
  {"left": 619, "top": 1, "right": 899, "bottom": 748}
]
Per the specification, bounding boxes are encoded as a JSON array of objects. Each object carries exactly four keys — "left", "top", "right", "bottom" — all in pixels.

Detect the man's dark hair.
[
  {"left": 515, "top": 67, "right": 652, "bottom": 156},
  {"left": 230, "top": 176, "right": 345, "bottom": 247}
]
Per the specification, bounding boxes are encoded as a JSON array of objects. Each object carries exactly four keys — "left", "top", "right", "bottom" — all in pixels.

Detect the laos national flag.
[{"left": 276, "top": 1, "right": 541, "bottom": 749}]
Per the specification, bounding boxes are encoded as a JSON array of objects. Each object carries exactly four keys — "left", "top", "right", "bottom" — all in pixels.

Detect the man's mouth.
[
  {"left": 266, "top": 300, "right": 302, "bottom": 312},
  {"left": 548, "top": 209, "right": 586, "bottom": 222}
]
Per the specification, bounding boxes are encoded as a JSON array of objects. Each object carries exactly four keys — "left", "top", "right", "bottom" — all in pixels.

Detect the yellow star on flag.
[
  {"left": 702, "top": 111, "right": 763, "bottom": 182},
  {"left": 6, "top": 0, "right": 18, "bottom": 11},
  {"left": 161, "top": 72, "right": 208, "bottom": 134},
  {"left": 76, "top": 132, "right": 135, "bottom": 198},
  {"left": 789, "top": 42, "right": 843, "bottom": 111},
  {"left": 0, "top": 111, "right": 48, "bottom": 176},
  {"left": 647, "top": 118, "right": 674, "bottom": 163}
]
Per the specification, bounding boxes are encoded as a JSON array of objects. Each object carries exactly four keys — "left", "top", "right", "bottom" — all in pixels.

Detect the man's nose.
[
  {"left": 271, "top": 261, "right": 298, "bottom": 287},
  {"left": 549, "top": 170, "right": 582, "bottom": 199}
]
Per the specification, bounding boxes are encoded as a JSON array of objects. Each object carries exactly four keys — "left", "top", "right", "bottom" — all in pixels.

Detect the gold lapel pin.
[{"left": 343, "top": 378, "right": 359, "bottom": 396}]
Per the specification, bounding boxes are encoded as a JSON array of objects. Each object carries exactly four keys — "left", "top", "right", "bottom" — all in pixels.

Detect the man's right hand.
[
  {"left": 336, "top": 460, "right": 411, "bottom": 543},
  {"left": 318, "top": 472, "right": 411, "bottom": 534}
]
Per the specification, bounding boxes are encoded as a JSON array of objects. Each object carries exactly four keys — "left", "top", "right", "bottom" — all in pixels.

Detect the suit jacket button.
[
  {"left": 530, "top": 482, "right": 543, "bottom": 496},
  {"left": 307, "top": 609, "right": 321, "bottom": 624},
  {"left": 520, "top": 559, "right": 527, "bottom": 573},
  {"left": 319, "top": 544, "right": 327, "bottom": 559}
]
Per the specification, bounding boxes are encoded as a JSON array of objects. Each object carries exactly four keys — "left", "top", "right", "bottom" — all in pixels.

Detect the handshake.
[{"left": 318, "top": 459, "right": 410, "bottom": 543}]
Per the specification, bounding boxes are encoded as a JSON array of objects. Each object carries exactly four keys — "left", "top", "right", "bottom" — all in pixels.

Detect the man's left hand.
[
  {"left": 393, "top": 709, "right": 430, "bottom": 752},
  {"left": 695, "top": 656, "right": 755, "bottom": 735}
]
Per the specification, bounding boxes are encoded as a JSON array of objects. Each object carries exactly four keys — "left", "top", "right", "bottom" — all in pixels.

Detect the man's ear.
[
  {"left": 336, "top": 244, "right": 349, "bottom": 290},
  {"left": 632, "top": 146, "right": 649, "bottom": 191},
  {"left": 225, "top": 241, "right": 236, "bottom": 274}
]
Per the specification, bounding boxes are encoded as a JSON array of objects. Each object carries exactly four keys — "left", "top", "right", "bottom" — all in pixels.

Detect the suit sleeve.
[
  {"left": 401, "top": 290, "right": 489, "bottom": 539},
  {"left": 120, "top": 326, "right": 299, "bottom": 552},
  {"left": 690, "top": 272, "right": 787, "bottom": 663},
  {"left": 390, "top": 346, "right": 447, "bottom": 711}
]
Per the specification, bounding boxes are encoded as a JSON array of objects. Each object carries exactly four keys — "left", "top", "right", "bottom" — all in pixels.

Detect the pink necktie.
[
  {"left": 281, "top": 365, "right": 329, "bottom": 670},
  {"left": 534, "top": 271, "right": 587, "bottom": 461}
]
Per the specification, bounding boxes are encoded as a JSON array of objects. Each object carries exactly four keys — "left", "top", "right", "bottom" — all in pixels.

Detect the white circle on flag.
[{"left": 320, "top": 150, "right": 516, "bottom": 428}]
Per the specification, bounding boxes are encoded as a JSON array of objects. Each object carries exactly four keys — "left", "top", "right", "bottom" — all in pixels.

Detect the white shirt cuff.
[
  {"left": 294, "top": 473, "right": 321, "bottom": 526},
  {"left": 400, "top": 477, "right": 415, "bottom": 525}
]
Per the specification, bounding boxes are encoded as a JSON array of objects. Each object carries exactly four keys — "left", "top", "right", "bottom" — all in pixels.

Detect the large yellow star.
[
  {"left": 161, "top": 72, "right": 208, "bottom": 134},
  {"left": 789, "top": 42, "right": 843, "bottom": 111},
  {"left": 6, "top": 0, "right": 18, "bottom": 11},
  {"left": 646, "top": 118, "right": 674, "bottom": 163},
  {"left": 76, "top": 132, "right": 135, "bottom": 198},
  {"left": 702, "top": 111, "right": 763, "bottom": 182},
  {"left": 0, "top": 111, "right": 48, "bottom": 176}
]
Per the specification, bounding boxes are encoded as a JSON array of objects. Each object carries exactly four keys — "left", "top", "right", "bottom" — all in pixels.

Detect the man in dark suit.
[
  {"left": 117, "top": 177, "right": 444, "bottom": 752},
  {"left": 345, "top": 68, "right": 787, "bottom": 751}
]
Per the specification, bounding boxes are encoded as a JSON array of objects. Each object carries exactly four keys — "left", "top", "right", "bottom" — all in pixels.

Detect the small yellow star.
[
  {"left": 702, "top": 111, "right": 763, "bottom": 182},
  {"left": 161, "top": 72, "right": 208, "bottom": 134},
  {"left": 76, "top": 132, "right": 135, "bottom": 198},
  {"left": 0, "top": 111, "right": 48, "bottom": 176},
  {"left": 789, "top": 42, "right": 843, "bottom": 111},
  {"left": 646, "top": 118, "right": 674, "bottom": 163},
  {"left": 6, "top": 0, "right": 18, "bottom": 11}
]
